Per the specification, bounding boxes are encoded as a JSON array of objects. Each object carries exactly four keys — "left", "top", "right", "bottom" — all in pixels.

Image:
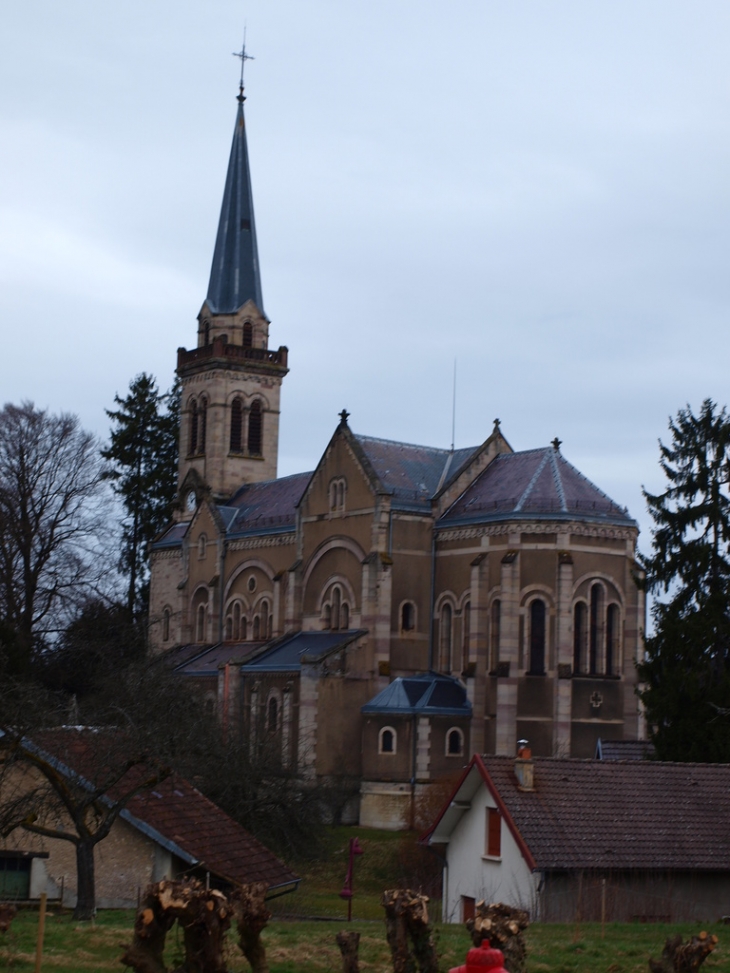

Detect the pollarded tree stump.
[
  {"left": 382, "top": 888, "right": 438, "bottom": 973},
  {"left": 231, "top": 881, "right": 271, "bottom": 973},
  {"left": 649, "top": 931, "right": 719, "bottom": 973},
  {"left": 465, "top": 901, "right": 529, "bottom": 973},
  {"left": 336, "top": 930, "right": 361, "bottom": 973},
  {"left": 0, "top": 904, "right": 17, "bottom": 934},
  {"left": 121, "top": 884, "right": 177, "bottom": 973}
]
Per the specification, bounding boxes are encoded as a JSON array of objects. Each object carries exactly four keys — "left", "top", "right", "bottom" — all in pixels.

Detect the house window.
[
  {"left": 248, "top": 400, "right": 263, "bottom": 456},
  {"left": 573, "top": 602, "right": 587, "bottom": 674},
  {"left": 589, "top": 584, "right": 603, "bottom": 675},
  {"left": 189, "top": 399, "right": 198, "bottom": 454},
  {"left": 0, "top": 855, "right": 32, "bottom": 899},
  {"left": 379, "top": 726, "right": 397, "bottom": 754},
  {"left": 528, "top": 599, "right": 546, "bottom": 675},
  {"left": 401, "top": 601, "right": 415, "bottom": 632},
  {"left": 485, "top": 807, "right": 501, "bottom": 858},
  {"left": 243, "top": 321, "right": 253, "bottom": 348},
  {"left": 490, "top": 599, "right": 501, "bottom": 672},
  {"left": 440, "top": 603, "right": 453, "bottom": 672},
  {"left": 196, "top": 603, "right": 206, "bottom": 642},
  {"left": 162, "top": 607, "right": 171, "bottom": 642},
  {"left": 446, "top": 727, "right": 464, "bottom": 757},
  {"left": 230, "top": 398, "right": 243, "bottom": 452},
  {"left": 606, "top": 604, "right": 619, "bottom": 675}
]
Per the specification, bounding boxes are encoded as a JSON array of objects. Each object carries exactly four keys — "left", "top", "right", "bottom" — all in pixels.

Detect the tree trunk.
[
  {"left": 382, "top": 889, "right": 438, "bottom": 973},
  {"left": 649, "top": 932, "right": 719, "bottom": 973},
  {"left": 73, "top": 840, "right": 96, "bottom": 920},
  {"left": 336, "top": 931, "right": 360, "bottom": 973},
  {"left": 232, "top": 882, "right": 271, "bottom": 973},
  {"left": 120, "top": 888, "right": 175, "bottom": 973}
]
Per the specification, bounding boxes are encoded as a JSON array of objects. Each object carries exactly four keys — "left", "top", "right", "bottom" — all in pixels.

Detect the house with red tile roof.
[
  {"left": 422, "top": 752, "right": 730, "bottom": 923},
  {"left": 0, "top": 729, "right": 298, "bottom": 908}
]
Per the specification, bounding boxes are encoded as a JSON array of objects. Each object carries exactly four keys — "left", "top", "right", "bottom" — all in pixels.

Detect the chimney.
[{"left": 515, "top": 739, "right": 534, "bottom": 791}]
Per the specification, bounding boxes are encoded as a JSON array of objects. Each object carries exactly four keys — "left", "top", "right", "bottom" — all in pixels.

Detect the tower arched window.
[
  {"left": 203, "top": 321, "right": 210, "bottom": 345},
  {"left": 528, "top": 599, "right": 546, "bottom": 675},
  {"left": 573, "top": 602, "right": 587, "bottom": 674},
  {"left": 199, "top": 398, "right": 208, "bottom": 454},
  {"left": 248, "top": 400, "right": 263, "bottom": 456},
  {"left": 162, "top": 607, "right": 171, "bottom": 642},
  {"left": 606, "top": 603, "right": 619, "bottom": 676},
  {"left": 589, "top": 584, "right": 603, "bottom": 675},
  {"left": 490, "top": 600, "right": 501, "bottom": 672},
  {"left": 440, "top": 603, "right": 453, "bottom": 672},
  {"left": 243, "top": 321, "right": 253, "bottom": 348},
  {"left": 230, "top": 398, "right": 243, "bottom": 453},
  {"left": 401, "top": 601, "right": 415, "bottom": 632},
  {"left": 189, "top": 400, "right": 198, "bottom": 455}
]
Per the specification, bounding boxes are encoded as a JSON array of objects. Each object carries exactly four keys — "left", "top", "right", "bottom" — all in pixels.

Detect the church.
[{"left": 149, "top": 80, "right": 646, "bottom": 829}]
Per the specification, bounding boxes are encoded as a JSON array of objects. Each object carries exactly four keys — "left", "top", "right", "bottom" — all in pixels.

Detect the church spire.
[{"left": 206, "top": 79, "right": 264, "bottom": 315}]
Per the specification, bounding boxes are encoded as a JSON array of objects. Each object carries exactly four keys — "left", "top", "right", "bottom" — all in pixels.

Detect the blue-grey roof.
[
  {"left": 206, "top": 95, "right": 264, "bottom": 315},
  {"left": 241, "top": 630, "right": 366, "bottom": 673},
  {"left": 362, "top": 672, "right": 472, "bottom": 717},
  {"left": 439, "top": 446, "right": 636, "bottom": 529}
]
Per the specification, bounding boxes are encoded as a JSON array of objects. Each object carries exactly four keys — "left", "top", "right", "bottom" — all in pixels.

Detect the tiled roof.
[
  {"left": 224, "top": 471, "right": 312, "bottom": 535},
  {"left": 354, "top": 434, "right": 478, "bottom": 510},
  {"left": 23, "top": 730, "right": 298, "bottom": 891},
  {"left": 241, "top": 630, "right": 366, "bottom": 673},
  {"left": 362, "top": 672, "right": 471, "bottom": 717},
  {"left": 125, "top": 776, "right": 299, "bottom": 891},
  {"left": 440, "top": 447, "right": 635, "bottom": 528},
  {"left": 480, "top": 755, "right": 730, "bottom": 871}
]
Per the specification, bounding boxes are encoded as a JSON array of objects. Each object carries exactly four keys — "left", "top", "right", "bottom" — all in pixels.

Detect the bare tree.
[{"left": 0, "top": 402, "right": 110, "bottom": 672}]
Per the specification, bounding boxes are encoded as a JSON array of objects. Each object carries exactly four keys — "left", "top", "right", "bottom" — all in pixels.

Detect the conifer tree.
[
  {"left": 638, "top": 399, "right": 730, "bottom": 760},
  {"left": 102, "top": 375, "right": 179, "bottom": 616}
]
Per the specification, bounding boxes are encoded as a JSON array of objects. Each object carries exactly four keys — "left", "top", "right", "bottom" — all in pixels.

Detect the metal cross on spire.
[{"left": 232, "top": 29, "right": 254, "bottom": 100}]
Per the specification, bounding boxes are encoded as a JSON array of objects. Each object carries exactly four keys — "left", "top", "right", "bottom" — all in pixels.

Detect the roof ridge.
[
  {"left": 356, "top": 432, "right": 478, "bottom": 455},
  {"left": 548, "top": 448, "right": 568, "bottom": 512},
  {"left": 514, "top": 449, "right": 551, "bottom": 512}
]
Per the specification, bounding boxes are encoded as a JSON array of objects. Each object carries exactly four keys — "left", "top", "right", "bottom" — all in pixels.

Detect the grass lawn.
[{"left": 2, "top": 910, "right": 729, "bottom": 973}]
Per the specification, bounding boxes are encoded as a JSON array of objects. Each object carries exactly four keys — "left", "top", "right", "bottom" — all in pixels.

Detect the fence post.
[{"left": 34, "top": 892, "right": 47, "bottom": 973}]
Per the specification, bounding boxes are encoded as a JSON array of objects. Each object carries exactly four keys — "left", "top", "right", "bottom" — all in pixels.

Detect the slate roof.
[
  {"left": 154, "top": 522, "right": 189, "bottom": 549},
  {"left": 206, "top": 94, "right": 264, "bottom": 315},
  {"left": 173, "top": 641, "right": 269, "bottom": 676},
  {"left": 223, "top": 471, "right": 312, "bottom": 535},
  {"left": 18, "top": 730, "right": 298, "bottom": 892},
  {"left": 354, "top": 434, "right": 478, "bottom": 511},
  {"left": 125, "top": 775, "right": 299, "bottom": 891},
  {"left": 596, "top": 738, "right": 655, "bottom": 761},
  {"left": 362, "top": 672, "right": 471, "bottom": 717},
  {"left": 425, "top": 754, "right": 730, "bottom": 872},
  {"left": 440, "top": 447, "right": 635, "bottom": 528},
  {"left": 241, "top": 630, "right": 366, "bottom": 673}
]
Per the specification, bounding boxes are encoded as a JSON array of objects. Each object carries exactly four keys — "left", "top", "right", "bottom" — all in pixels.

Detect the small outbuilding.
[{"left": 422, "top": 751, "right": 730, "bottom": 923}]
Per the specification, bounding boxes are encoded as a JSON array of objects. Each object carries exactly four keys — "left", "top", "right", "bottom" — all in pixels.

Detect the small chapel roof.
[
  {"left": 223, "top": 470, "right": 312, "bottom": 536},
  {"left": 439, "top": 445, "right": 635, "bottom": 528},
  {"left": 361, "top": 672, "right": 472, "bottom": 717},
  {"left": 354, "top": 434, "right": 478, "bottom": 510},
  {"left": 205, "top": 91, "right": 264, "bottom": 315}
]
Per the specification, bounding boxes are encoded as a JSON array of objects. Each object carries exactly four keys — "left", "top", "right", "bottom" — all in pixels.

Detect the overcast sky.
[{"left": 3, "top": 1, "right": 730, "bottom": 550}]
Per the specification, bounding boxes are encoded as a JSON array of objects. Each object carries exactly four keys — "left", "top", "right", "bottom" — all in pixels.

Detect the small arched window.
[
  {"left": 379, "top": 726, "right": 397, "bottom": 754},
  {"left": 573, "top": 602, "right": 587, "bottom": 674},
  {"left": 260, "top": 600, "right": 270, "bottom": 639},
  {"left": 490, "top": 600, "right": 501, "bottom": 672},
  {"left": 463, "top": 600, "right": 471, "bottom": 658},
  {"left": 329, "top": 478, "right": 346, "bottom": 513},
  {"left": 267, "top": 696, "right": 278, "bottom": 733},
  {"left": 162, "top": 607, "right": 171, "bottom": 642},
  {"left": 446, "top": 727, "right": 464, "bottom": 756},
  {"left": 230, "top": 398, "right": 243, "bottom": 453},
  {"left": 341, "top": 602, "right": 349, "bottom": 630},
  {"left": 199, "top": 398, "right": 208, "bottom": 454},
  {"left": 528, "top": 599, "right": 546, "bottom": 675},
  {"left": 233, "top": 602, "right": 242, "bottom": 641},
  {"left": 196, "top": 603, "right": 206, "bottom": 643},
  {"left": 243, "top": 322, "right": 253, "bottom": 348},
  {"left": 332, "top": 586, "right": 341, "bottom": 631},
  {"left": 241, "top": 615, "right": 248, "bottom": 641},
  {"left": 440, "top": 603, "right": 453, "bottom": 672},
  {"left": 189, "top": 399, "right": 198, "bottom": 455},
  {"left": 590, "top": 584, "right": 603, "bottom": 675},
  {"left": 323, "top": 603, "right": 332, "bottom": 630},
  {"left": 248, "top": 400, "right": 263, "bottom": 456},
  {"left": 198, "top": 534, "right": 207, "bottom": 559},
  {"left": 253, "top": 615, "right": 261, "bottom": 640},
  {"left": 606, "top": 604, "right": 619, "bottom": 676},
  {"left": 401, "top": 601, "right": 415, "bottom": 632}
]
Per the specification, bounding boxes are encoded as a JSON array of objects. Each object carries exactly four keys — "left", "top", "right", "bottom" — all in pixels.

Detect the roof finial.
[
  {"left": 552, "top": 436, "right": 562, "bottom": 451},
  {"left": 493, "top": 418, "right": 501, "bottom": 431},
  {"left": 339, "top": 409, "right": 350, "bottom": 426},
  {"left": 233, "top": 27, "right": 254, "bottom": 102}
]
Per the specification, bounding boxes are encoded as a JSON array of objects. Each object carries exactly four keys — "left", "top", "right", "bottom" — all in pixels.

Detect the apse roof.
[
  {"left": 206, "top": 94, "right": 264, "bottom": 315},
  {"left": 440, "top": 446, "right": 635, "bottom": 528},
  {"left": 240, "top": 630, "right": 366, "bottom": 673},
  {"left": 354, "top": 434, "right": 478, "bottom": 511},
  {"left": 361, "top": 672, "right": 472, "bottom": 717}
]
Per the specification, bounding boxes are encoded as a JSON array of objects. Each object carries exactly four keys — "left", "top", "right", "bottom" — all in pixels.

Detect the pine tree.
[
  {"left": 102, "top": 375, "right": 179, "bottom": 616},
  {"left": 638, "top": 398, "right": 730, "bottom": 761}
]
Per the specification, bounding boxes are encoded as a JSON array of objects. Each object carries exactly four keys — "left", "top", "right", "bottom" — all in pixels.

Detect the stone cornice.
[
  {"left": 436, "top": 521, "right": 637, "bottom": 543},
  {"left": 228, "top": 534, "right": 295, "bottom": 552}
]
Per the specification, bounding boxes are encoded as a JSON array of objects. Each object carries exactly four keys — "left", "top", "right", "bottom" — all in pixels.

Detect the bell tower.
[{"left": 177, "top": 74, "right": 288, "bottom": 507}]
